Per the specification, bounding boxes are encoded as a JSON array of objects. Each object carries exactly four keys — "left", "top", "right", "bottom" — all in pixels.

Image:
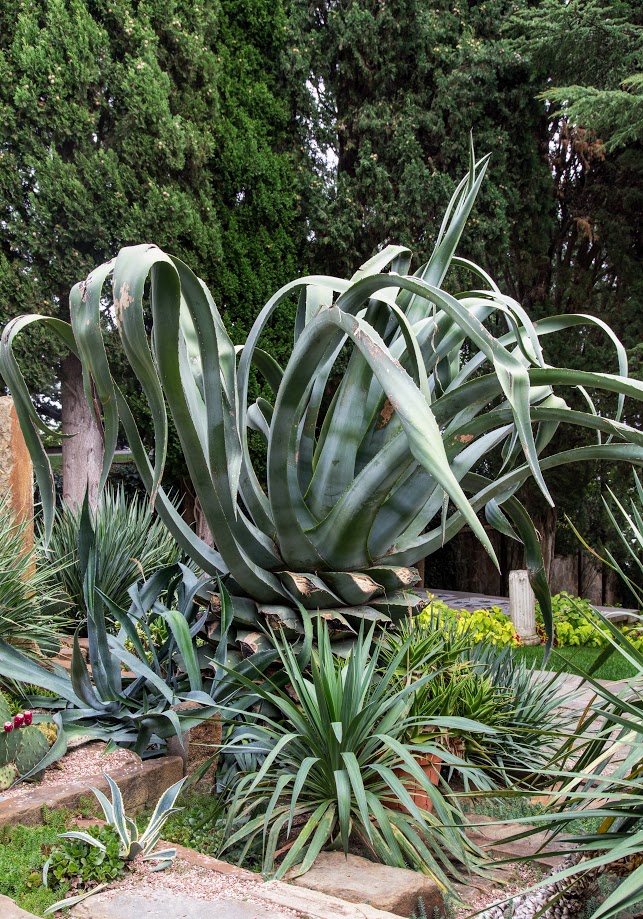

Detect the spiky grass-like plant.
[
  {"left": 43, "top": 484, "right": 179, "bottom": 617},
  {"left": 0, "top": 496, "right": 68, "bottom": 658}
]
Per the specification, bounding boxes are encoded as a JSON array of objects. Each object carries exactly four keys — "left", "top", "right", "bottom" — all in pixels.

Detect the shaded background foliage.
[{"left": 0, "top": 0, "right": 641, "bottom": 594}]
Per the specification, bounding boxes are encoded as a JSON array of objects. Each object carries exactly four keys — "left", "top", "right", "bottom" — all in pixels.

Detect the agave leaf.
[
  {"left": 0, "top": 314, "right": 79, "bottom": 542},
  {"left": 271, "top": 305, "right": 497, "bottom": 569},
  {"left": 43, "top": 884, "right": 109, "bottom": 915}
]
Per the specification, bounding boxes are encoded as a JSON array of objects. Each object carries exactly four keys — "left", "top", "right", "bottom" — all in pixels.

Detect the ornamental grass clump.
[
  {"left": 2, "top": 141, "right": 643, "bottom": 649},
  {"left": 43, "top": 484, "right": 180, "bottom": 618}
]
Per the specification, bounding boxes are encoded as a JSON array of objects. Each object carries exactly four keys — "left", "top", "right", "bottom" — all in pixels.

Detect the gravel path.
[{"left": 64, "top": 857, "right": 306, "bottom": 918}]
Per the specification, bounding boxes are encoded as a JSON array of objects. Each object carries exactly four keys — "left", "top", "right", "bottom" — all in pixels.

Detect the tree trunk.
[{"left": 61, "top": 354, "right": 103, "bottom": 510}]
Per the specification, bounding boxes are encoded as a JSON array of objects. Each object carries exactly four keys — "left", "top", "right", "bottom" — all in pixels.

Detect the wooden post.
[
  {"left": 0, "top": 396, "right": 34, "bottom": 550},
  {"left": 509, "top": 569, "right": 540, "bottom": 645}
]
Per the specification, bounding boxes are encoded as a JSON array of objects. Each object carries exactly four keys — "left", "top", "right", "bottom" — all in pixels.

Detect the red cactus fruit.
[
  {"left": 13, "top": 713, "right": 24, "bottom": 729},
  {"left": 23, "top": 711, "right": 33, "bottom": 726},
  {"left": 3, "top": 721, "right": 13, "bottom": 732}
]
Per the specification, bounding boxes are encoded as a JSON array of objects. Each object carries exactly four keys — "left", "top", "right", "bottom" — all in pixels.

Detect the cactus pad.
[
  {"left": 14, "top": 726, "right": 49, "bottom": 776},
  {"left": 0, "top": 693, "right": 11, "bottom": 726},
  {"left": 0, "top": 728, "right": 19, "bottom": 767},
  {"left": 0, "top": 763, "right": 18, "bottom": 790}
]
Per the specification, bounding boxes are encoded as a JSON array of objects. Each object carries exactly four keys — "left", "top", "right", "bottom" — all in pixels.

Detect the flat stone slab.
[
  {"left": 289, "top": 851, "right": 444, "bottom": 917},
  {"left": 0, "top": 894, "right": 39, "bottom": 917},
  {"left": 71, "top": 891, "right": 286, "bottom": 918}
]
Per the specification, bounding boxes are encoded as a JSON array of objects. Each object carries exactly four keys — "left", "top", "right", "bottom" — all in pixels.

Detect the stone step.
[
  {"left": 288, "top": 851, "right": 443, "bottom": 917},
  {"left": 0, "top": 894, "right": 40, "bottom": 918},
  {"left": 70, "top": 891, "right": 288, "bottom": 918}
]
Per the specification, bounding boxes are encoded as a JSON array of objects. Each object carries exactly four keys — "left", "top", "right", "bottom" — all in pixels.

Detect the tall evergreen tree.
[
  {"left": 0, "top": 0, "right": 301, "bottom": 501},
  {"left": 285, "top": 0, "right": 554, "bottom": 298},
  {"left": 507, "top": 0, "right": 643, "bottom": 571}
]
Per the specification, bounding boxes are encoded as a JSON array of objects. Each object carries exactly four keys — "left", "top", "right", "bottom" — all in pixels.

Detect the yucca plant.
[
  {"left": 219, "top": 621, "right": 495, "bottom": 886},
  {"left": 43, "top": 484, "right": 180, "bottom": 618},
  {"left": 2, "top": 143, "right": 643, "bottom": 645}
]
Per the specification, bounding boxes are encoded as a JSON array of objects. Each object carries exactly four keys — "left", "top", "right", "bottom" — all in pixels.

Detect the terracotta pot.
[{"left": 390, "top": 753, "right": 442, "bottom": 815}]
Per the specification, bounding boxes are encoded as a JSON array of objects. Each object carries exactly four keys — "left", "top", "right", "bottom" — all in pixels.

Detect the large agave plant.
[{"left": 2, "top": 144, "right": 643, "bottom": 647}]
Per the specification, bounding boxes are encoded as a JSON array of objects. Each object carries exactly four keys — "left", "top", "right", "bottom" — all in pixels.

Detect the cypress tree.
[{"left": 0, "top": 0, "right": 301, "bottom": 499}]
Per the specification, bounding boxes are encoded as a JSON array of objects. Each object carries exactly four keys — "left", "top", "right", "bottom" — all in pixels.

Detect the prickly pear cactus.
[
  {"left": 0, "top": 724, "right": 19, "bottom": 765},
  {"left": 0, "top": 763, "right": 19, "bottom": 790},
  {"left": 0, "top": 691, "right": 49, "bottom": 787}
]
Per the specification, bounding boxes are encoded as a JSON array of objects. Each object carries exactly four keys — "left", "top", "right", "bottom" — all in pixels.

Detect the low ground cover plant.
[{"left": 0, "top": 811, "right": 71, "bottom": 916}]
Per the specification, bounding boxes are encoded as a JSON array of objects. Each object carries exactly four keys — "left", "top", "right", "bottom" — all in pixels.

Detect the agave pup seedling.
[{"left": 43, "top": 771, "right": 185, "bottom": 914}]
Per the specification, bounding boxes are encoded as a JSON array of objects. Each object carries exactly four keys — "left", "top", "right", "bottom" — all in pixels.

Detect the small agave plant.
[
  {"left": 2, "top": 140, "right": 643, "bottom": 650},
  {"left": 43, "top": 772, "right": 185, "bottom": 914}
]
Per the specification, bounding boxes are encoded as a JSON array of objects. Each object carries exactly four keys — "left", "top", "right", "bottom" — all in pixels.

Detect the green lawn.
[{"left": 516, "top": 644, "right": 637, "bottom": 681}]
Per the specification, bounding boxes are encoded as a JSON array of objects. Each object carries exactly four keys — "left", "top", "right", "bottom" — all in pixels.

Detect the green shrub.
[
  {"left": 381, "top": 616, "right": 570, "bottom": 786},
  {"left": 535, "top": 591, "right": 643, "bottom": 650},
  {"left": 417, "top": 597, "right": 520, "bottom": 648},
  {"left": 535, "top": 592, "right": 604, "bottom": 647}
]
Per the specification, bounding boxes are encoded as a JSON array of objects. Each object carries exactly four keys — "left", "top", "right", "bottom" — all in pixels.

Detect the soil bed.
[{"left": 0, "top": 742, "right": 140, "bottom": 801}]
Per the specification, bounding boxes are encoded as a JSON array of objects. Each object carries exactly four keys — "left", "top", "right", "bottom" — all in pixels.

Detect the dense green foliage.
[
  {"left": 380, "top": 617, "right": 570, "bottom": 785},
  {"left": 418, "top": 599, "right": 520, "bottom": 648},
  {"left": 0, "top": 812, "right": 71, "bottom": 917},
  {"left": 0, "top": 0, "right": 302, "bottom": 483},
  {"left": 45, "top": 824, "right": 124, "bottom": 890}
]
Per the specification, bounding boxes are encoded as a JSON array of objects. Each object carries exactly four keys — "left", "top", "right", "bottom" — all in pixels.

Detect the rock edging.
[{"left": 0, "top": 755, "right": 183, "bottom": 827}]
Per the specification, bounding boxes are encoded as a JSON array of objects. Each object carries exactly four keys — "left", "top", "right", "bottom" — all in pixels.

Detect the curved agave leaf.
[{"left": 269, "top": 305, "right": 498, "bottom": 570}]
